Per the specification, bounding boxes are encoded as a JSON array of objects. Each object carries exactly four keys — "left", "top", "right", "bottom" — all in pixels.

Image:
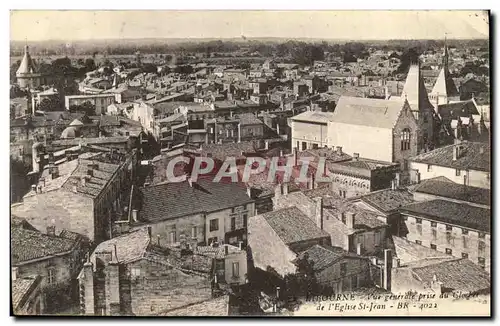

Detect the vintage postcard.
[{"left": 9, "top": 10, "right": 490, "bottom": 317}]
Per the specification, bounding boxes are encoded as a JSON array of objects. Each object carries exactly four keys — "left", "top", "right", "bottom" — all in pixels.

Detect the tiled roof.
[
  {"left": 353, "top": 189, "right": 415, "bottom": 214},
  {"left": 236, "top": 113, "right": 264, "bottom": 126},
  {"left": 195, "top": 244, "right": 242, "bottom": 259},
  {"left": 138, "top": 178, "right": 253, "bottom": 222},
  {"left": 91, "top": 228, "right": 150, "bottom": 264},
  {"left": 261, "top": 207, "right": 330, "bottom": 246},
  {"left": 399, "top": 199, "right": 490, "bottom": 233},
  {"left": 410, "top": 177, "right": 490, "bottom": 206},
  {"left": 297, "top": 244, "right": 357, "bottom": 272},
  {"left": 410, "top": 258, "right": 490, "bottom": 294},
  {"left": 410, "top": 141, "right": 490, "bottom": 172},
  {"left": 437, "top": 99, "right": 479, "bottom": 118},
  {"left": 12, "top": 276, "right": 40, "bottom": 311},
  {"left": 332, "top": 96, "right": 407, "bottom": 129},
  {"left": 11, "top": 226, "right": 78, "bottom": 264},
  {"left": 200, "top": 141, "right": 258, "bottom": 161},
  {"left": 298, "top": 148, "right": 352, "bottom": 163}
]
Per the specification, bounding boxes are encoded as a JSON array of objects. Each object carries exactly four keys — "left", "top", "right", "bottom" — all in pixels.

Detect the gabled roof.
[
  {"left": 291, "top": 110, "right": 335, "bottom": 124},
  {"left": 91, "top": 228, "right": 150, "bottom": 264},
  {"left": 11, "top": 226, "right": 80, "bottom": 265},
  {"left": 138, "top": 178, "right": 253, "bottom": 222},
  {"left": 399, "top": 199, "right": 490, "bottom": 233},
  {"left": 297, "top": 244, "right": 362, "bottom": 272},
  {"left": 351, "top": 188, "right": 415, "bottom": 214},
  {"left": 261, "top": 206, "right": 330, "bottom": 247},
  {"left": 332, "top": 96, "right": 408, "bottom": 129},
  {"left": 12, "top": 275, "right": 42, "bottom": 311},
  {"left": 410, "top": 141, "right": 490, "bottom": 172},
  {"left": 409, "top": 176, "right": 490, "bottom": 206}
]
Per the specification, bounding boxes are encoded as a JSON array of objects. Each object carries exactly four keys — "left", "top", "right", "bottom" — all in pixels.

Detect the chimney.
[
  {"left": 188, "top": 177, "right": 193, "bottom": 187},
  {"left": 356, "top": 242, "right": 363, "bottom": 255},
  {"left": 279, "top": 149, "right": 284, "bottom": 157},
  {"left": 12, "top": 267, "right": 18, "bottom": 281},
  {"left": 336, "top": 146, "right": 342, "bottom": 154},
  {"left": 131, "top": 209, "right": 138, "bottom": 222},
  {"left": 31, "top": 184, "right": 36, "bottom": 192},
  {"left": 345, "top": 212, "right": 355, "bottom": 229},
  {"left": 47, "top": 225, "right": 56, "bottom": 236},
  {"left": 294, "top": 147, "right": 298, "bottom": 166},
  {"left": 157, "top": 234, "right": 161, "bottom": 246},
  {"left": 238, "top": 241, "right": 243, "bottom": 250},
  {"left": 265, "top": 140, "right": 269, "bottom": 150},
  {"left": 313, "top": 197, "right": 323, "bottom": 230},
  {"left": 81, "top": 176, "right": 87, "bottom": 187},
  {"left": 308, "top": 175, "right": 315, "bottom": 190},
  {"left": 480, "top": 146, "right": 485, "bottom": 154},
  {"left": 453, "top": 145, "right": 460, "bottom": 161},
  {"left": 416, "top": 172, "right": 421, "bottom": 184},
  {"left": 391, "top": 179, "right": 396, "bottom": 190},
  {"left": 246, "top": 186, "right": 252, "bottom": 198},
  {"left": 146, "top": 226, "right": 152, "bottom": 239},
  {"left": 395, "top": 172, "right": 400, "bottom": 188},
  {"left": 353, "top": 153, "right": 359, "bottom": 161},
  {"left": 383, "top": 249, "right": 393, "bottom": 291},
  {"left": 282, "top": 182, "right": 289, "bottom": 196},
  {"left": 224, "top": 245, "right": 229, "bottom": 256}
]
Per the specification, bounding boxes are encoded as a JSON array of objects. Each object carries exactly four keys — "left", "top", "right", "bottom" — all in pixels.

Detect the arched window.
[{"left": 401, "top": 128, "right": 411, "bottom": 151}]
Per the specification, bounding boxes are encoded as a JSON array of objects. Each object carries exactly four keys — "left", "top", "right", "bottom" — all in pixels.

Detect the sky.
[{"left": 10, "top": 10, "right": 489, "bottom": 42}]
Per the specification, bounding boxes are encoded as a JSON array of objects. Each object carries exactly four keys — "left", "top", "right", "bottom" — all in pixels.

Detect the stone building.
[
  {"left": 16, "top": 45, "right": 47, "bottom": 89},
  {"left": 77, "top": 228, "right": 215, "bottom": 316}
]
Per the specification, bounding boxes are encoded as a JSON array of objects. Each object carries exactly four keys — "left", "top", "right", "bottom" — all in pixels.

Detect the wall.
[
  {"left": 11, "top": 190, "right": 95, "bottom": 241},
  {"left": 248, "top": 214, "right": 297, "bottom": 277},
  {"left": 410, "top": 161, "right": 490, "bottom": 189},
  {"left": 224, "top": 251, "right": 248, "bottom": 285},
  {"left": 330, "top": 173, "right": 371, "bottom": 198},
  {"left": 143, "top": 213, "right": 206, "bottom": 247},
  {"left": 351, "top": 228, "right": 387, "bottom": 256},
  {"left": 403, "top": 214, "right": 490, "bottom": 273},
  {"left": 127, "top": 259, "right": 212, "bottom": 315},
  {"left": 291, "top": 120, "right": 329, "bottom": 149},
  {"left": 316, "top": 257, "right": 372, "bottom": 293},
  {"left": 392, "top": 103, "right": 419, "bottom": 168},
  {"left": 328, "top": 122, "right": 393, "bottom": 162}
]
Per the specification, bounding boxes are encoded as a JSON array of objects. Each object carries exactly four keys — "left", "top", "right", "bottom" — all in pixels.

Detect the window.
[
  {"left": 431, "top": 222, "right": 437, "bottom": 228},
  {"left": 462, "top": 253, "right": 469, "bottom": 259},
  {"left": 430, "top": 244, "right": 437, "bottom": 250},
  {"left": 455, "top": 169, "right": 461, "bottom": 176},
  {"left": 462, "top": 229, "right": 469, "bottom": 235},
  {"left": 427, "top": 164, "right": 433, "bottom": 172},
  {"left": 463, "top": 236, "right": 468, "bottom": 249},
  {"left": 340, "top": 262, "right": 347, "bottom": 276},
  {"left": 478, "top": 241, "right": 485, "bottom": 256},
  {"left": 417, "top": 224, "right": 422, "bottom": 235},
  {"left": 415, "top": 240, "right": 422, "bottom": 245},
  {"left": 231, "top": 217, "right": 236, "bottom": 231},
  {"left": 243, "top": 214, "right": 248, "bottom": 228},
  {"left": 403, "top": 216, "right": 408, "bottom": 221},
  {"left": 445, "top": 248, "right": 452, "bottom": 255},
  {"left": 416, "top": 218, "right": 422, "bottom": 224},
  {"left": 478, "top": 257, "right": 486, "bottom": 269},
  {"left": 431, "top": 229, "right": 437, "bottom": 240},
  {"left": 131, "top": 267, "right": 141, "bottom": 277},
  {"left": 208, "top": 237, "right": 218, "bottom": 245},
  {"left": 350, "top": 275, "right": 358, "bottom": 290},
  {"left": 232, "top": 262, "right": 240, "bottom": 278},
  {"left": 209, "top": 219, "right": 219, "bottom": 232},
  {"left": 400, "top": 128, "right": 411, "bottom": 151},
  {"left": 47, "top": 268, "right": 56, "bottom": 284},
  {"left": 312, "top": 143, "right": 319, "bottom": 149},
  {"left": 302, "top": 142, "right": 307, "bottom": 151},
  {"left": 479, "top": 233, "right": 485, "bottom": 239}
]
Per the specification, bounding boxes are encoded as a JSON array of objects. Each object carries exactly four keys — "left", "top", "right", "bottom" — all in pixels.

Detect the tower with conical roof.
[
  {"left": 16, "top": 44, "right": 43, "bottom": 89},
  {"left": 398, "top": 59, "right": 436, "bottom": 152},
  {"left": 429, "top": 36, "right": 460, "bottom": 108}
]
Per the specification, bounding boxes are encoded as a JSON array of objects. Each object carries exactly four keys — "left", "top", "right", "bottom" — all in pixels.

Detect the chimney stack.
[
  {"left": 265, "top": 140, "right": 269, "bottom": 150},
  {"left": 132, "top": 209, "right": 138, "bottom": 222},
  {"left": 383, "top": 249, "right": 393, "bottom": 291},
  {"left": 147, "top": 226, "right": 152, "bottom": 239},
  {"left": 416, "top": 172, "right": 421, "bottom": 184},
  {"left": 453, "top": 145, "right": 460, "bottom": 161},
  {"left": 282, "top": 182, "right": 289, "bottom": 196},
  {"left": 47, "top": 225, "right": 56, "bottom": 236},
  {"left": 238, "top": 241, "right": 243, "bottom": 250},
  {"left": 224, "top": 245, "right": 229, "bottom": 256},
  {"left": 480, "top": 146, "right": 485, "bottom": 154},
  {"left": 430, "top": 274, "right": 443, "bottom": 295},
  {"left": 346, "top": 212, "right": 355, "bottom": 229},
  {"left": 294, "top": 147, "right": 298, "bottom": 166},
  {"left": 246, "top": 186, "right": 252, "bottom": 198},
  {"left": 353, "top": 153, "right": 359, "bottom": 161},
  {"left": 336, "top": 146, "right": 342, "bottom": 154},
  {"left": 313, "top": 197, "right": 323, "bottom": 230}
]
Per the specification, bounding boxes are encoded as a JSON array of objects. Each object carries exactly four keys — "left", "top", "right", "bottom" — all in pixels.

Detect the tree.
[
  {"left": 38, "top": 96, "right": 62, "bottom": 112},
  {"left": 10, "top": 158, "right": 31, "bottom": 204},
  {"left": 69, "top": 101, "right": 95, "bottom": 115},
  {"left": 141, "top": 63, "right": 158, "bottom": 74},
  {"left": 84, "top": 58, "right": 96, "bottom": 72}
]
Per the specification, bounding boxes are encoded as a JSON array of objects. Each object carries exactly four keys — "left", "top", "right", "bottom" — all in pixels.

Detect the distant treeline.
[{"left": 10, "top": 38, "right": 489, "bottom": 58}]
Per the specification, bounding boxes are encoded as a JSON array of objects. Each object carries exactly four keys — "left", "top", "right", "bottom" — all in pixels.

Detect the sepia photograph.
[{"left": 9, "top": 9, "right": 491, "bottom": 317}]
